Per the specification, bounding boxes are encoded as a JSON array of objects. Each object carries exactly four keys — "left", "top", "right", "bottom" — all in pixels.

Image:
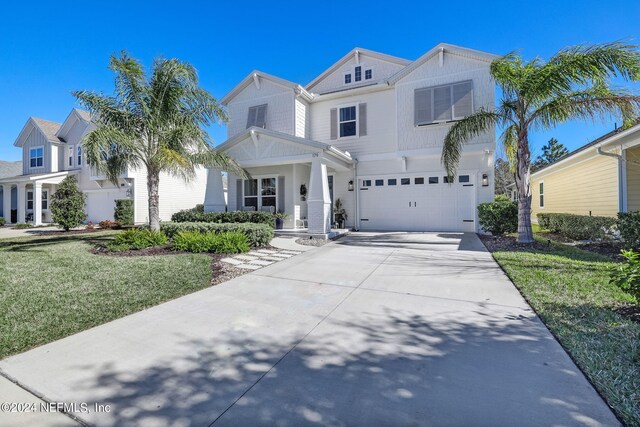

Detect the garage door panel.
[{"left": 359, "top": 174, "right": 475, "bottom": 232}]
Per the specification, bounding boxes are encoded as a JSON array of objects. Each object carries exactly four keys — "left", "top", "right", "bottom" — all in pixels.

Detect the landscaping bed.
[{"left": 479, "top": 234, "right": 640, "bottom": 425}]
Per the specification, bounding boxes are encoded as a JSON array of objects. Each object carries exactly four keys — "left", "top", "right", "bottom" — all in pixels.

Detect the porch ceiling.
[
  {"left": 218, "top": 128, "right": 354, "bottom": 171},
  {"left": 0, "top": 170, "right": 78, "bottom": 185}
]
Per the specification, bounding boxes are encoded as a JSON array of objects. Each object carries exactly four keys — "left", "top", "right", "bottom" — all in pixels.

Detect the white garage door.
[
  {"left": 359, "top": 173, "right": 476, "bottom": 232},
  {"left": 85, "top": 190, "right": 128, "bottom": 223}
]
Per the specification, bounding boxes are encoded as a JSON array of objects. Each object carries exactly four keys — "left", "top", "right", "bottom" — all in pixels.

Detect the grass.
[
  {"left": 0, "top": 231, "right": 213, "bottom": 359},
  {"left": 490, "top": 236, "right": 640, "bottom": 425}
]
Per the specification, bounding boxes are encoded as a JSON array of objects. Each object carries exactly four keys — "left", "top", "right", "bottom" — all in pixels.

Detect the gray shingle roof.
[
  {"left": 0, "top": 160, "right": 22, "bottom": 179},
  {"left": 31, "top": 117, "right": 64, "bottom": 142},
  {"left": 74, "top": 108, "right": 91, "bottom": 121}
]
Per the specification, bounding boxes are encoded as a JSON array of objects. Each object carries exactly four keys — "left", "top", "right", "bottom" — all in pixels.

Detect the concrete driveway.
[{"left": 0, "top": 232, "right": 619, "bottom": 426}]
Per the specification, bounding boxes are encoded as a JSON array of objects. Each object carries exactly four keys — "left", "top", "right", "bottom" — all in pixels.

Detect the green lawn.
[
  {"left": 491, "top": 238, "right": 640, "bottom": 425},
  {"left": 0, "top": 231, "right": 213, "bottom": 359}
]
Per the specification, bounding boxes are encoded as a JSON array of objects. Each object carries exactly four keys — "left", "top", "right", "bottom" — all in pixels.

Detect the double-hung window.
[
  {"left": 539, "top": 182, "right": 544, "bottom": 208},
  {"left": 339, "top": 106, "right": 357, "bottom": 138},
  {"left": 42, "top": 190, "right": 49, "bottom": 210},
  {"left": 354, "top": 66, "right": 362, "bottom": 82},
  {"left": 26, "top": 191, "right": 34, "bottom": 210},
  {"left": 415, "top": 80, "right": 473, "bottom": 126},
  {"left": 77, "top": 146, "right": 82, "bottom": 166},
  {"left": 243, "top": 178, "right": 277, "bottom": 211},
  {"left": 29, "top": 147, "right": 43, "bottom": 168}
]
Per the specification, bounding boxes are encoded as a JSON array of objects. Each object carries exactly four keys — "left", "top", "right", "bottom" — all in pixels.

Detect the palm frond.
[
  {"left": 500, "top": 124, "right": 519, "bottom": 173},
  {"left": 441, "top": 108, "right": 500, "bottom": 179}
]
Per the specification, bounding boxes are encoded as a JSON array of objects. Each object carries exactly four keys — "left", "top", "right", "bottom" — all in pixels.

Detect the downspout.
[
  {"left": 353, "top": 158, "right": 359, "bottom": 231},
  {"left": 597, "top": 147, "right": 626, "bottom": 212}
]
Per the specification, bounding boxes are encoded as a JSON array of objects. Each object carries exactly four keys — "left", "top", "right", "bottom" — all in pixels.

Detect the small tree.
[
  {"left": 494, "top": 157, "right": 515, "bottom": 195},
  {"left": 50, "top": 176, "right": 87, "bottom": 231},
  {"left": 532, "top": 138, "right": 569, "bottom": 171}
]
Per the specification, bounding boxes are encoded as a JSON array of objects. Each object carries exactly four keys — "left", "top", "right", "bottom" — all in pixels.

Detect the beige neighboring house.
[{"left": 531, "top": 122, "right": 640, "bottom": 220}]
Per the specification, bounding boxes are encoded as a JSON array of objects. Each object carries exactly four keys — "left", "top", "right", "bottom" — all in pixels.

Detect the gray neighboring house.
[{"left": 0, "top": 160, "right": 22, "bottom": 221}]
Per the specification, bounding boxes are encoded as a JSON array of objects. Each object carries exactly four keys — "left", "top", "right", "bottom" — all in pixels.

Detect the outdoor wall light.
[
  {"left": 482, "top": 173, "right": 489, "bottom": 187},
  {"left": 348, "top": 180, "right": 354, "bottom": 191}
]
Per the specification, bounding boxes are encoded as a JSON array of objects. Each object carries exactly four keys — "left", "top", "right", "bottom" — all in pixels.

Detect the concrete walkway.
[{"left": 0, "top": 232, "right": 619, "bottom": 426}]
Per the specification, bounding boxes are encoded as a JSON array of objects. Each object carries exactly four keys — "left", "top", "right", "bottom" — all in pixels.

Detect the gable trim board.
[{"left": 221, "top": 70, "right": 313, "bottom": 105}]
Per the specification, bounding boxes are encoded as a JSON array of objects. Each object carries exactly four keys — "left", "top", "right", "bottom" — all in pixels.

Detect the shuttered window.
[
  {"left": 414, "top": 80, "right": 473, "bottom": 126},
  {"left": 331, "top": 103, "right": 367, "bottom": 139},
  {"left": 246, "top": 104, "right": 268, "bottom": 129}
]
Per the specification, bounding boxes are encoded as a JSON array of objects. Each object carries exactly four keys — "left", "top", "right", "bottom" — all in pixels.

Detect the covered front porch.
[
  {"left": 205, "top": 127, "right": 354, "bottom": 237},
  {"left": 0, "top": 171, "right": 75, "bottom": 225}
]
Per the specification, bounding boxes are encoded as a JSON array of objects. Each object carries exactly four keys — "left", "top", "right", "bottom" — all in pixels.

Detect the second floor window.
[
  {"left": 414, "top": 80, "right": 473, "bottom": 126},
  {"left": 29, "top": 147, "right": 43, "bottom": 168},
  {"left": 339, "top": 106, "right": 357, "bottom": 137},
  {"left": 77, "top": 146, "right": 82, "bottom": 166},
  {"left": 68, "top": 145, "right": 74, "bottom": 167},
  {"left": 354, "top": 66, "right": 362, "bottom": 82},
  {"left": 246, "top": 104, "right": 268, "bottom": 129}
]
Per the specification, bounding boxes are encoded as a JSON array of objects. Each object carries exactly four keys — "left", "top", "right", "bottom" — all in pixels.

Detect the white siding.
[
  {"left": 295, "top": 98, "right": 309, "bottom": 138},
  {"left": 22, "top": 126, "right": 52, "bottom": 175},
  {"left": 226, "top": 79, "right": 295, "bottom": 138},
  {"left": 158, "top": 167, "right": 207, "bottom": 221},
  {"left": 395, "top": 54, "right": 495, "bottom": 151},
  {"left": 309, "top": 55, "right": 406, "bottom": 94},
  {"left": 310, "top": 88, "right": 397, "bottom": 157}
]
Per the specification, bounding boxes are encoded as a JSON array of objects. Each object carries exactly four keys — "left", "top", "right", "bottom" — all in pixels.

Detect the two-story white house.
[
  {"left": 204, "top": 43, "right": 497, "bottom": 236},
  {"left": 0, "top": 108, "right": 207, "bottom": 225}
]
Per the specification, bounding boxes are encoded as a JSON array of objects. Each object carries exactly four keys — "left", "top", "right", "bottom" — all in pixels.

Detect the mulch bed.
[
  {"left": 576, "top": 242, "right": 625, "bottom": 261},
  {"left": 478, "top": 234, "right": 555, "bottom": 253}
]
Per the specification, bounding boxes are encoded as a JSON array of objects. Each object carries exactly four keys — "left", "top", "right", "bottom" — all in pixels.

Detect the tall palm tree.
[
  {"left": 442, "top": 42, "right": 640, "bottom": 243},
  {"left": 74, "top": 52, "right": 244, "bottom": 231}
]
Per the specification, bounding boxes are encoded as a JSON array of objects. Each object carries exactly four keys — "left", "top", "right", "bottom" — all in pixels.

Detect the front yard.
[
  {"left": 482, "top": 235, "right": 640, "bottom": 426},
  {"left": 0, "top": 231, "right": 213, "bottom": 359}
]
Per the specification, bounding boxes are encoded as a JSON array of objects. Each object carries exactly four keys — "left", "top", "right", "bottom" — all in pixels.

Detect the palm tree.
[
  {"left": 442, "top": 42, "right": 640, "bottom": 243},
  {"left": 74, "top": 52, "right": 244, "bottom": 231}
]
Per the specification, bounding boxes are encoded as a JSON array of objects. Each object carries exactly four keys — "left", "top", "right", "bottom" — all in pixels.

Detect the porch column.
[
  {"left": 33, "top": 182, "right": 42, "bottom": 226},
  {"left": 203, "top": 168, "right": 226, "bottom": 212},
  {"left": 2, "top": 185, "right": 12, "bottom": 223},
  {"left": 16, "top": 183, "right": 26, "bottom": 224},
  {"left": 307, "top": 157, "right": 331, "bottom": 234}
]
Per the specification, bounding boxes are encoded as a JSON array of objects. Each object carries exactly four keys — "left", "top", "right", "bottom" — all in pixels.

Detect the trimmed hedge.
[
  {"left": 114, "top": 199, "right": 134, "bottom": 225},
  {"left": 477, "top": 195, "right": 518, "bottom": 235},
  {"left": 537, "top": 213, "right": 616, "bottom": 241},
  {"left": 618, "top": 211, "right": 640, "bottom": 250},
  {"left": 172, "top": 231, "right": 250, "bottom": 253},
  {"left": 171, "top": 209, "right": 275, "bottom": 226},
  {"left": 160, "top": 222, "right": 274, "bottom": 247},
  {"left": 108, "top": 229, "right": 168, "bottom": 252}
]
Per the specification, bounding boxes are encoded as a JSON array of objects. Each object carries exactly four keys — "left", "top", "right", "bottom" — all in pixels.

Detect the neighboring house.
[
  {"left": 0, "top": 160, "right": 22, "bottom": 220},
  {"left": 204, "top": 43, "right": 497, "bottom": 235},
  {"left": 531, "top": 122, "right": 640, "bottom": 219},
  {"left": 0, "top": 108, "right": 207, "bottom": 225}
]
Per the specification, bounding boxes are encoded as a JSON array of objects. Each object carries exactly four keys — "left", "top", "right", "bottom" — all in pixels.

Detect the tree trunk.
[
  {"left": 147, "top": 171, "right": 160, "bottom": 231},
  {"left": 515, "top": 130, "right": 534, "bottom": 243}
]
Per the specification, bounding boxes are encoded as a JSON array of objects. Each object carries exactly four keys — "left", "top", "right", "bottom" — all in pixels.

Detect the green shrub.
[
  {"left": 477, "top": 195, "right": 518, "bottom": 235},
  {"left": 618, "top": 211, "right": 640, "bottom": 250},
  {"left": 114, "top": 199, "right": 134, "bottom": 226},
  {"left": 50, "top": 176, "right": 87, "bottom": 231},
  {"left": 610, "top": 250, "right": 640, "bottom": 302},
  {"left": 535, "top": 212, "right": 616, "bottom": 240},
  {"left": 107, "top": 228, "right": 168, "bottom": 251},
  {"left": 0, "top": 217, "right": 5, "bottom": 226},
  {"left": 161, "top": 222, "right": 273, "bottom": 247},
  {"left": 172, "top": 231, "right": 250, "bottom": 253},
  {"left": 171, "top": 209, "right": 275, "bottom": 226},
  {"left": 14, "top": 223, "right": 31, "bottom": 229}
]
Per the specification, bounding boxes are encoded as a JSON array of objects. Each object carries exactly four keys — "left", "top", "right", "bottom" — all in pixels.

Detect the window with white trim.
[
  {"left": 29, "top": 147, "right": 43, "bottom": 168},
  {"left": 354, "top": 66, "right": 362, "bottom": 82},
  {"left": 339, "top": 106, "right": 357, "bottom": 137},
  {"left": 365, "top": 69, "right": 372, "bottom": 80},
  {"left": 344, "top": 73, "right": 352, "bottom": 84},
  {"left": 68, "top": 145, "right": 74, "bottom": 167},
  {"left": 77, "top": 146, "right": 82, "bottom": 166},
  {"left": 26, "top": 191, "right": 33, "bottom": 210},
  {"left": 243, "top": 178, "right": 277, "bottom": 211},
  {"left": 42, "top": 190, "right": 49, "bottom": 210},
  {"left": 539, "top": 182, "right": 544, "bottom": 208},
  {"left": 415, "top": 80, "right": 473, "bottom": 126}
]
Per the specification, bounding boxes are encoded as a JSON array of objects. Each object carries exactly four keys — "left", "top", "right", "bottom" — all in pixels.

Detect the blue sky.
[{"left": 0, "top": 0, "right": 638, "bottom": 161}]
